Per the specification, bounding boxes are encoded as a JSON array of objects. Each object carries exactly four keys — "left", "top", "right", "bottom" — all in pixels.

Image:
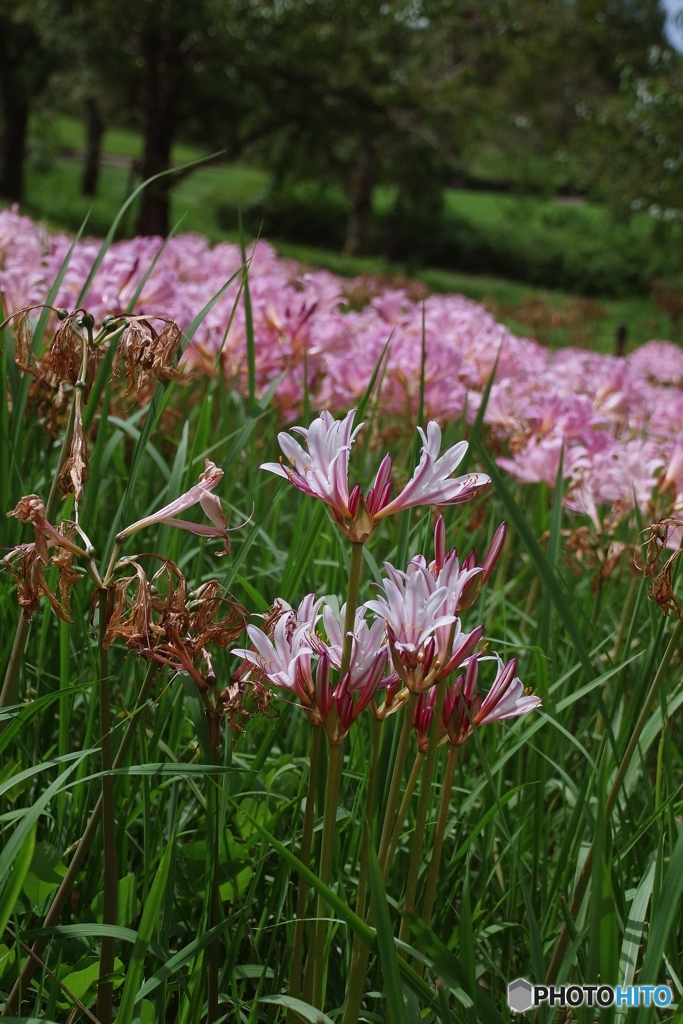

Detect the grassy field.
[{"left": 0, "top": 273, "right": 682, "bottom": 1021}]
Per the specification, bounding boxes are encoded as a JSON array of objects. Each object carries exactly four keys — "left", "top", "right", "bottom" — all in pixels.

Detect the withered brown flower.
[
  {"left": 3, "top": 542, "right": 82, "bottom": 622},
  {"left": 635, "top": 517, "right": 683, "bottom": 618},
  {"left": 119, "top": 318, "right": 185, "bottom": 395},
  {"left": 102, "top": 556, "right": 247, "bottom": 694}
]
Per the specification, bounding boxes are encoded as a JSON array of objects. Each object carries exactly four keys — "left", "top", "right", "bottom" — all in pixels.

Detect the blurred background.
[{"left": 2, "top": 0, "right": 683, "bottom": 351}]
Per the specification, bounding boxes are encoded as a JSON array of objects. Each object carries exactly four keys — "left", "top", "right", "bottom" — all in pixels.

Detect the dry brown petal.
[
  {"left": 120, "top": 318, "right": 184, "bottom": 395},
  {"left": 59, "top": 416, "right": 89, "bottom": 504},
  {"left": 3, "top": 544, "right": 77, "bottom": 622},
  {"left": 103, "top": 562, "right": 159, "bottom": 651},
  {"left": 7, "top": 494, "right": 47, "bottom": 525},
  {"left": 15, "top": 315, "right": 37, "bottom": 375},
  {"left": 48, "top": 313, "right": 83, "bottom": 387}
]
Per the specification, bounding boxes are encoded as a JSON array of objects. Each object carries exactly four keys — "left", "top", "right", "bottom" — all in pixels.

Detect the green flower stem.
[
  {"left": 420, "top": 743, "right": 459, "bottom": 931},
  {"left": 289, "top": 725, "right": 322, "bottom": 1010},
  {"left": 398, "top": 681, "right": 448, "bottom": 953},
  {"left": 207, "top": 741, "right": 221, "bottom": 1024},
  {"left": 377, "top": 692, "right": 419, "bottom": 871},
  {"left": 307, "top": 541, "right": 364, "bottom": 1010},
  {"left": 342, "top": 719, "right": 382, "bottom": 1024},
  {"left": 383, "top": 750, "right": 424, "bottom": 881},
  {"left": 4, "top": 662, "right": 159, "bottom": 1015},
  {"left": 610, "top": 574, "right": 639, "bottom": 664},
  {"left": 546, "top": 615, "right": 683, "bottom": 984},
  {"left": 341, "top": 542, "right": 364, "bottom": 675},
  {"left": 96, "top": 588, "right": 117, "bottom": 1024},
  {"left": 311, "top": 738, "right": 345, "bottom": 1009},
  {"left": 342, "top": 698, "right": 421, "bottom": 1024}
]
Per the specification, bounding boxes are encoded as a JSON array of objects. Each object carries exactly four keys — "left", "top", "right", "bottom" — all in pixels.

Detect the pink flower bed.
[{"left": 2, "top": 206, "right": 682, "bottom": 527}]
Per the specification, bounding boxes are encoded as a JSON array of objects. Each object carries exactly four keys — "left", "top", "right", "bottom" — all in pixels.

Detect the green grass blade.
[
  {"left": 357, "top": 332, "right": 393, "bottom": 423},
  {"left": 228, "top": 796, "right": 442, "bottom": 1014},
  {"left": 103, "top": 268, "right": 243, "bottom": 556},
  {"left": 637, "top": 827, "right": 683, "bottom": 985},
  {"left": 471, "top": 435, "right": 593, "bottom": 679},
  {"left": 0, "top": 758, "right": 84, "bottom": 886},
  {"left": 34, "top": 211, "right": 90, "bottom": 350},
  {"left": 619, "top": 858, "right": 655, "bottom": 988},
  {"left": 76, "top": 151, "right": 224, "bottom": 307},
  {"left": 134, "top": 907, "right": 249, "bottom": 1004},
  {"left": 116, "top": 835, "right": 175, "bottom": 1024},
  {"left": 125, "top": 215, "right": 186, "bottom": 315},
  {"left": 0, "top": 821, "right": 36, "bottom": 936},
  {"left": 367, "top": 841, "right": 407, "bottom": 1024},
  {"left": 400, "top": 912, "right": 506, "bottom": 1024},
  {"left": 238, "top": 213, "right": 256, "bottom": 415},
  {"left": 259, "top": 995, "right": 335, "bottom": 1023}
]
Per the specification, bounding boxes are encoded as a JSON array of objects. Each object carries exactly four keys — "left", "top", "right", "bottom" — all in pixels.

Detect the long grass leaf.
[
  {"left": 0, "top": 822, "right": 36, "bottom": 936},
  {"left": 76, "top": 152, "right": 224, "bottom": 307},
  {"left": 116, "top": 836, "right": 175, "bottom": 1024},
  {"left": 367, "top": 842, "right": 407, "bottom": 1024}
]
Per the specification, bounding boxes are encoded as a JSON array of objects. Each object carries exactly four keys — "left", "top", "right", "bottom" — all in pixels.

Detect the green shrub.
[{"left": 222, "top": 181, "right": 682, "bottom": 298}]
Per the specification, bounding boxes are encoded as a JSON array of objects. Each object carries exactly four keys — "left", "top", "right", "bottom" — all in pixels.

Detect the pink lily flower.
[
  {"left": 443, "top": 656, "right": 541, "bottom": 746},
  {"left": 373, "top": 421, "right": 490, "bottom": 519},
  {"left": 261, "top": 410, "right": 361, "bottom": 520},
  {"left": 233, "top": 615, "right": 316, "bottom": 705},
  {"left": 317, "top": 648, "right": 389, "bottom": 744},
  {"left": 365, "top": 561, "right": 483, "bottom": 689},
  {"left": 235, "top": 596, "right": 389, "bottom": 742},
  {"left": 321, "top": 602, "right": 389, "bottom": 690},
  {"left": 117, "top": 460, "right": 238, "bottom": 555},
  {"left": 261, "top": 411, "right": 489, "bottom": 541}
]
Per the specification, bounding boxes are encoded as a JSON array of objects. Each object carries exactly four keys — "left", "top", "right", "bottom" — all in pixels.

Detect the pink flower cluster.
[{"left": 3, "top": 205, "right": 683, "bottom": 526}]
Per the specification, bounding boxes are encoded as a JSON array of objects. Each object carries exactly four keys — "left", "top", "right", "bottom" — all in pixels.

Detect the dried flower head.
[
  {"left": 636, "top": 516, "right": 683, "bottom": 617},
  {"left": 119, "top": 317, "right": 185, "bottom": 395}
]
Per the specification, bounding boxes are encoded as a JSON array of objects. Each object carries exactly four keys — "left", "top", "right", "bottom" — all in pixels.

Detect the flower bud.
[
  {"left": 434, "top": 515, "right": 446, "bottom": 571},
  {"left": 348, "top": 483, "right": 362, "bottom": 518},
  {"left": 482, "top": 522, "right": 506, "bottom": 582}
]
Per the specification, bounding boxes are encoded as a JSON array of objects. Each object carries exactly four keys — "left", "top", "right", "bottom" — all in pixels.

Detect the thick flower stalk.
[{"left": 262, "top": 410, "right": 490, "bottom": 542}]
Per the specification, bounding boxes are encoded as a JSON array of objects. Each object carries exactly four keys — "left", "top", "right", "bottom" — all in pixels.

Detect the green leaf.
[
  {"left": 90, "top": 873, "right": 140, "bottom": 927},
  {"left": 117, "top": 836, "right": 175, "bottom": 1024},
  {"left": 0, "top": 822, "right": 36, "bottom": 936},
  {"left": 367, "top": 841, "right": 407, "bottom": 1024},
  {"left": 133, "top": 907, "right": 248, "bottom": 1004},
  {"left": 227, "top": 797, "right": 443, "bottom": 1015},
  {"left": 259, "top": 995, "right": 336, "bottom": 1023},
  {"left": 400, "top": 912, "right": 506, "bottom": 1024},
  {"left": 638, "top": 827, "right": 683, "bottom": 987},
  {"left": 619, "top": 858, "right": 655, "bottom": 988},
  {"left": 23, "top": 840, "right": 66, "bottom": 903}
]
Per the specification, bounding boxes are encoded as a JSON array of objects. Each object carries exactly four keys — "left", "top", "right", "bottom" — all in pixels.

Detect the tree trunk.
[
  {"left": 0, "top": 56, "right": 29, "bottom": 203},
  {"left": 343, "top": 148, "right": 377, "bottom": 256},
  {"left": 136, "top": 29, "right": 183, "bottom": 237},
  {"left": 81, "top": 96, "right": 103, "bottom": 197}
]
